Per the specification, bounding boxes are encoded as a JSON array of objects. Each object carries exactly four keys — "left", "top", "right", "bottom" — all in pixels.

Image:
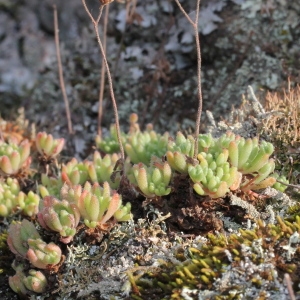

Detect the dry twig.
[
  {"left": 82, "top": 0, "right": 125, "bottom": 161},
  {"left": 284, "top": 273, "right": 296, "bottom": 300},
  {"left": 97, "top": 4, "right": 109, "bottom": 137},
  {"left": 174, "top": 0, "right": 202, "bottom": 159},
  {"left": 53, "top": 5, "right": 73, "bottom": 134}
]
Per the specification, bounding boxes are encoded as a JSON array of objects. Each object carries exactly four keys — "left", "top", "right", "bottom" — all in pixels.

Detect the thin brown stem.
[
  {"left": 277, "top": 180, "right": 300, "bottom": 190},
  {"left": 284, "top": 274, "right": 296, "bottom": 300},
  {"left": 174, "top": 0, "right": 202, "bottom": 158},
  {"left": 127, "top": 0, "right": 138, "bottom": 22},
  {"left": 193, "top": 0, "right": 202, "bottom": 158},
  {"left": 97, "top": 4, "right": 109, "bottom": 137},
  {"left": 53, "top": 5, "right": 73, "bottom": 134},
  {"left": 174, "top": 0, "right": 194, "bottom": 25},
  {"left": 82, "top": 0, "right": 125, "bottom": 161},
  {"left": 0, "top": 127, "right": 4, "bottom": 141}
]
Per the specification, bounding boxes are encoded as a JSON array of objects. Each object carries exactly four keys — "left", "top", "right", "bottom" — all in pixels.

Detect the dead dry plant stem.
[
  {"left": 0, "top": 128, "right": 3, "bottom": 141},
  {"left": 97, "top": 4, "right": 109, "bottom": 137},
  {"left": 82, "top": 0, "right": 125, "bottom": 160},
  {"left": 175, "top": 0, "right": 202, "bottom": 159},
  {"left": 53, "top": 5, "right": 73, "bottom": 134},
  {"left": 277, "top": 180, "right": 300, "bottom": 190},
  {"left": 284, "top": 273, "right": 296, "bottom": 300}
]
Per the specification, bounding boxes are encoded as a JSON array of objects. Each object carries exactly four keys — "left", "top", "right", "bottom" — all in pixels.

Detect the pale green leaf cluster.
[
  {"left": 166, "top": 132, "right": 195, "bottom": 173},
  {"left": 95, "top": 124, "right": 126, "bottom": 154},
  {"left": 40, "top": 152, "right": 121, "bottom": 197},
  {"left": 38, "top": 196, "right": 80, "bottom": 243},
  {"left": 125, "top": 125, "right": 169, "bottom": 165},
  {"left": 0, "top": 139, "right": 31, "bottom": 175},
  {"left": 0, "top": 177, "right": 20, "bottom": 217},
  {"left": 17, "top": 191, "right": 40, "bottom": 217},
  {"left": 61, "top": 181, "right": 132, "bottom": 228},
  {"left": 0, "top": 178, "right": 40, "bottom": 217},
  {"left": 227, "top": 135, "right": 276, "bottom": 191},
  {"left": 61, "top": 157, "right": 89, "bottom": 185},
  {"left": 188, "top": 149, "right": 240, "bottom": 198},
  {"left": 271, "top": 173, "right": 288, "bottom": 192},
  {"left": 7, "top": 219, "right": 62, "bottom": 269},
  {"left": 129, "top": 161, "right": 172, "bottom": 198},
  {"left": 26, "top": 238, "right": 62, "bottom": 269},
  {"left": 9, "top": 264, "right": 47, "bottom": 295},
  {"left": 96, "top": 114, "right": 169, "bottom": 165},
  {"left": 35, "top": 132, "right": 64, "bottom": 159},
  {"left": 39, "top": 173, "right": 64, "bottom": 198},
  {"left": 86, "top": 151, "right": 120, "bottom": 188},
  {"left": 169, "top": 132, "right": 278, "bottom": 197}
]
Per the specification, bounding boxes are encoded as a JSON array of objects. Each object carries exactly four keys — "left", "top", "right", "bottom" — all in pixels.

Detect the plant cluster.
[
  {"left": 0, "top": 107, "right": 291, "bottom": 298},
  {"left": 188, "top": 132, "right": 276, "bottom": 197},
  {"left": 9, "top": 265, "right": 48, "bottom": 295},
  {"left": 97, "top": 114, "right": 281, "bottom": 200},
  {"left": 1, "top": 0, "right": 298, "bottom": 298},
  {"left": 0, "top": 122, "right": 132, "bottom": 297},
  {"left": 0, "top": 110, "right": 286, "bottom": 295},
  {"left": 40, "top": 151, "right": 122, "bottom": 198},
  {"left": 0, "top": 139, "right": 31, "bottom": 176},
  {"left": 0, "top": 176, "right": 40, "bottom": 218},
  {"left": 6, "top": 184, "right": 131, "bottom": 297},
  {"left": 97, "top": 113, "right": 169, "bottom": 165}
]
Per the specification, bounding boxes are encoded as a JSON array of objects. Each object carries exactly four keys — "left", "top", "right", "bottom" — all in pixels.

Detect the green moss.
[{"left": 133, "top": 214, "right": 300, "bottom": 299}]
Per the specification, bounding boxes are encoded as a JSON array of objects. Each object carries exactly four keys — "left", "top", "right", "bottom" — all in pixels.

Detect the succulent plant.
[
  {"left": 17, "top": 191, "right": 40, "bottom": 217},
  {"left": 125, "top": 124, "right": 169, "bottom": 165},
  {"left": 35, "top": 131, "right": 65, "bottom": 159},
  {"left": 227, "top": 135, "right": 276, "bottom": 191},
  {"left": 113, "top": 202, "right": 132, "bottom": 222},
  {"left": 272, "top": 173, "right": 289, "bottom": 192},
  {"left": 186, "top": 132, "right": 277, "bottom": 196},
  {"left": 27, "top": 238, "right": 62, "bottom": 269},
  {"left": 95, "top": 124, "right": 126, "bottom": 154},
  {"left": 62, "top": 181, "right": 132, "bottom": 228},
  {"left": 61, "top": 153, "right": 121, "bottom": 189},
  {"left": 197, "top": 132, "right": 215, "bottom": 152},
  {"left": 22, "top": 269, "right": 48, "bottom": 293},
  {"left": 38, "top": 195, "right": 80, "bottom": 243},
  {"left": 9, "top": 264, "right": 47, "bottom": 295},
  {"left": 130, "top": 160, "right": 172, "bottom": 198},
  {"left": 39, "top": 173, "right": 64, "bottom": 198},
  {"left": 228, "top": 136, "right": 274, "bottom": 173},
  {"left": 96, "top": 114, "right": 169, "bottom": 165},
  {"left": 8, "top": 266, "right": 28, "bottom": 296},
  {"left": 188, "top": 150, "right": 240, "bottom": 198},
  {"left": 8, "top": 220, "right": 61, "bottom": 270},
  {"left": 61, "top": 157, "right": 89, "bottom": 186},
  {"left": 0, "top": 179, "right": 39, "bottom": 217},
  {"left": 0, "top": 139, "right": 31, "bottom": 175},
  {"left": 86, "top": 151, "right": 120, "bottom": 189},
  {"left": 0, "top": 177, "right": 20, "bottom": 217},
  {"left": 208, "top": 131, "right": 237, "bottom": 152},
  {"left": 7, "top": 219, "right": 41, "bottom": 258},
  {"left": 166, "top": 132, "right": 195, "bottom": 174}
]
